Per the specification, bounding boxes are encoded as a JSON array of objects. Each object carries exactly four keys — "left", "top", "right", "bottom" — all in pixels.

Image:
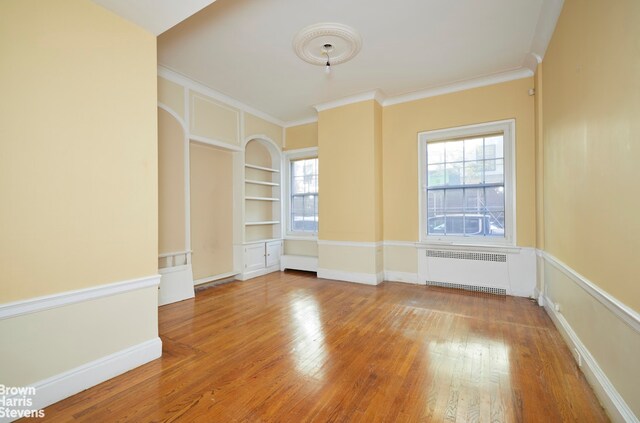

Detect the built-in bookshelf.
[{"left": 244, "top": 139, "right": 281, "bottom": 243}]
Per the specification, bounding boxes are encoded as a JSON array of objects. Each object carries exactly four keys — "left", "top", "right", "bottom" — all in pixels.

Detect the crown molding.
[
  {"left": 284, "top": 116, "right": 318, "bottom": 128},
  {"left": 382, "top": 67, "right": 533, "bottom": 107},
  {"left": 158, "top": 65, "right": 286, "bottom": 128},
  {"left": 523, "top": 52, "right": 543, "bottom": 73},
  {"left": 529, "top": 0, "right": 565, "bottom": 62},
  {"left": 292, "top": 68, "right": 533, "bottom": 122},
  {"left": 313, "top": 89, "right": 386, "bottom": 113}
]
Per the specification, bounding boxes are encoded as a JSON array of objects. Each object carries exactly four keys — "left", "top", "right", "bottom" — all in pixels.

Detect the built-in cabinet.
[
  {"left": 239, "top": 138, "right": 283, "bottom": 280},
  {"left": 242, "top": 240, "right": 282, "bottom": 279}
]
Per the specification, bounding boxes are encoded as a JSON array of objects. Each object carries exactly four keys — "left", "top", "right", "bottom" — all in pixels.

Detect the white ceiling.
[
  {"left": 91, "top": 0, "right": 218, "bottom": 35},
  {"left": 152, "top": 0, "right": 562, "bottom": 124}
]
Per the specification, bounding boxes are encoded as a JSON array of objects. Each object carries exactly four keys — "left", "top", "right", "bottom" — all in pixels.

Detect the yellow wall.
[
  {"left": 245, "top": 113, "right": 283, "bottom": 148},
  {"left": 190, "top": 143, "right": 234, "bottom": 280},
  {"left": 382, "top": 78, "right": 536, "bottom": 246},
  {"left": 0, "top": 0, "right": 159, "bottom": 393},
  {"left": 542, "top": 0, "right": 640, "bottom": 312},
  {"left": 318, "top": 100, "right": 383, "bottom": 242},
  {"left": 539, "top": 1, "right": 640, "bottom": 417},
  {"left": 285, "top": 122, "right": 318, "bottom": 150},
  {"left": 0, "top": 0, "right": 158, "bottom": 302},
  {"left": 158, "top": 109, "right": 186, "bottom": 254}
]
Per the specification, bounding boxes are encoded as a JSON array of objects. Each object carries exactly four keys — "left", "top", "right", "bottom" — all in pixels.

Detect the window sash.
[
  {"left": 288, "top": 157, "right": 318, "bottom": 235},
  {"left": 418, "top": 120, "right": 514, "bottom": 245}
]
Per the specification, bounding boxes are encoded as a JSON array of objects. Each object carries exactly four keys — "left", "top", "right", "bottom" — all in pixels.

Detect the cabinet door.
[
  {"left": 266, "top": 241, "right": 281, "bottom": 268},
  {"left": 245, "top": 243, "right": 265, "bottom": 272}
]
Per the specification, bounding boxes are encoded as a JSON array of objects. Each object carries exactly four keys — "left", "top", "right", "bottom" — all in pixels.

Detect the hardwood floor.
[{"left": 42, "top": 271, "right": 608, "bottom": 422}]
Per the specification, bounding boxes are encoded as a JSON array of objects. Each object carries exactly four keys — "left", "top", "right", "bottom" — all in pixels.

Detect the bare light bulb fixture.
[{"left": 323, "top": 43, "right": 332, "bottom": 74}]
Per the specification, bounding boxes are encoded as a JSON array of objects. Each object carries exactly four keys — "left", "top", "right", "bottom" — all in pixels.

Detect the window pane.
[
  {"left": 463, "top": 160, "right": 483, "bottom": 185},
  {"left": 292, "top": 176, "right": 305, "bottom": 194},
  {"left": 428, "top": 215, "right": 445, "bottom": 234},
  {"left": 293, "top": 160, "right": 305, "bottom": 176},
  {"left": 485, "top": 186, "right": 504, "bottom": 211},
  {"left": 445, "top": 140, "right": 464, "bottom": 162},
  {"left": 444, "top": 189, "right": 463, "bottom": 214},
  {"left": 445, "top": 163, "right": 463, "bottom": 185},
  {"left": 485, "top": 135, "right": 504, "bottom": 159},
  {"left": 428, "top": 164, "right": 445, "bottom": 187},
  {"left": 304, "top": 160, "right": 315, "bottom": 176},
  {"left": 446, "top": 215, "right": 464, "bottom": 234},
  {"left": 464, "top": 138, "right": 483, "bottom": 161},
  {"left": 292, "top": 196, "right": 304, "bottom": 214},
  {"left": 484, "top": 159, "right": 504, "bottom": 183},
  {"left": 464, "top": 215, "right": 482, "bottom": 236},
  {"left": 485, "top": 187, "right": 505, "bottom": 237},
  {"left": 427, "top": 142, "right": 445, "bottom": 164},
  {"left": 464, "top": 188, "right": 484, "bottom": 214},
  {"left": 291, "top": 196, "right": 304, "bottom": 232},
  {"left": 427, "top": 190, "right": 445, "bottom": 216}
]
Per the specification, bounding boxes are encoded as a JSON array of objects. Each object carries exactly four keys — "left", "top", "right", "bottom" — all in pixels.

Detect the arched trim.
[{"left": 157, "top": 102, "right": 188, "bottom": 137}]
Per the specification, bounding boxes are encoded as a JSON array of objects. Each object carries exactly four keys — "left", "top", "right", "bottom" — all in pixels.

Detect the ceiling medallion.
[{"left": 293, "top": 23, "right": 362, "bottom": 72}]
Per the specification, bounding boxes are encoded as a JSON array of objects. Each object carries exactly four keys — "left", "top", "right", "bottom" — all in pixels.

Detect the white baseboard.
[
  {"left": 533, "top": 287, "right": 544, "bottom": 306},
  {"left": 193, "top": 271, "right": 240, "bottom": 286},
  {"left": 237, "top": 265, "right": 280, "bottom": 281},
  {"left": 543, "top": 296, "right": 637, "bottom": 423},
  {"left": 317, "top": 268, "right": 384, "bottom": 285},
  {"left": 384, "top": 271, "right": 420, "bottom": 284},
  {"left": 280, "top": 255, "right": 318, "bottom": 272},
  {"left": 0, "top": 337, "right": 162, "bottom": 423}
]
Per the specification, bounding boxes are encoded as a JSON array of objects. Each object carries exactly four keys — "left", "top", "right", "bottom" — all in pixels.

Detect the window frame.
[
  {"left": 418, "top": 119, "right": 516, "bottom": 246},
  {"left": 283, "top": 147, "right": 319, "bottom": 239}
]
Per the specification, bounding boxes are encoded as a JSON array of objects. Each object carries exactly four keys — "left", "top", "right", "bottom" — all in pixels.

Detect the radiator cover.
[{"left": 418, "top": 247, "right": 536, "bottom": 297}]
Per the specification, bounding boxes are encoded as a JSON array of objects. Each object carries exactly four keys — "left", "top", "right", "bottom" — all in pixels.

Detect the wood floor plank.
[{"left": 35, "top": 271, "right": 609, "bottom": 422}]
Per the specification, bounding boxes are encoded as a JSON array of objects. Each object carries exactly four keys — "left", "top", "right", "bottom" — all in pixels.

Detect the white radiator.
[{"left": 417, "top": 247, "right": 535, "bottom": 297}]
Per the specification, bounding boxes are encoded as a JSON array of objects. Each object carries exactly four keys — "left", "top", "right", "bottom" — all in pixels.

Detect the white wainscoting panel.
[{"left": 544, "top": 296, "right": 638, "bottom": 423}]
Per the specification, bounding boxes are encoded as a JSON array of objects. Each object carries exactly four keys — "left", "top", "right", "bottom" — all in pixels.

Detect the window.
[
  {"left": 419, "top": 120, "right": 515, "bottom": 244},
  {"left": 285, "top": 149, "right": 318, "bottom": 236}
]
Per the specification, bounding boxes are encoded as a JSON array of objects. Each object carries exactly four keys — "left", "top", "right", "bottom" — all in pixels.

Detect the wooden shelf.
[
  {"left": 245, "top": 196, "right": 280, "bottom": 202},
  {"left": 245, "top": 179, "right": 280, "bottom": 187},
  {"left": 245, "top": 221, "right": 280, "bottom": 226},
  {"left": 245, "top": 164, "right": 279, "bottom": 173}
]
